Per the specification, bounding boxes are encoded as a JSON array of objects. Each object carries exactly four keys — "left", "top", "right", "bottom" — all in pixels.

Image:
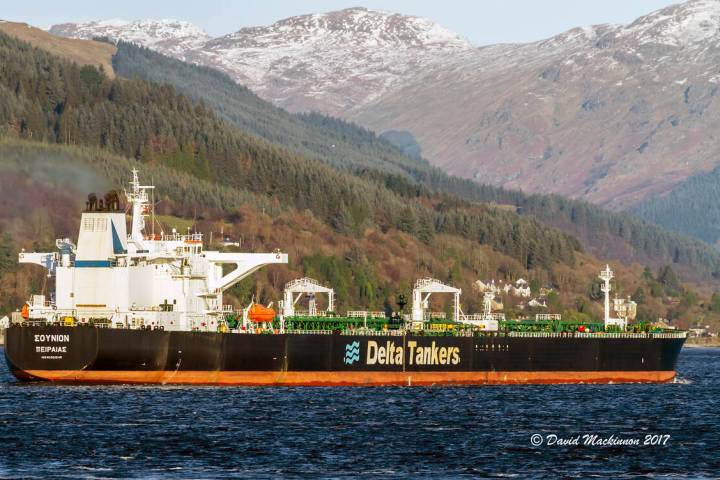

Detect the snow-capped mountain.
[
  {"left": 621, "top": 0, "right": 720, "bottom": 47},
  {"left": 49, "top": 19, "right": 211, "bottom": 59},
  {"left": 193, "top": 8, "right": 471, "bottom": 113},
  {"left": 47, "top": 1, "right": 720, "bottom": 207},
  {"left": 50, "top": 8, "right": 471, "bottom": 113}
]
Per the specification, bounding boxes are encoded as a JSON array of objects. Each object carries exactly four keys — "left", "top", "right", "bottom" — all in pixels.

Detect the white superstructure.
[{"left": 18, "top": 170, "right": 287, "bottom": 331}]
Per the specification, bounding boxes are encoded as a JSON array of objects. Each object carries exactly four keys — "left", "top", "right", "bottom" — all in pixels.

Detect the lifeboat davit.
[{"left": 248, "top": 304, "right": 276, "bottom": 323}]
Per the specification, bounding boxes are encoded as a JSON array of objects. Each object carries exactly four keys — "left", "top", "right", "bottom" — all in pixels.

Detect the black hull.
[{"left": 4, "top": 326, "right": 685, "bottom": 385}]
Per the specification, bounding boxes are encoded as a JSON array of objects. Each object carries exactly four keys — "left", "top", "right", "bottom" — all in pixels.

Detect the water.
[{"left": 0, "top": 347, "right": 718, "bottom": 478}]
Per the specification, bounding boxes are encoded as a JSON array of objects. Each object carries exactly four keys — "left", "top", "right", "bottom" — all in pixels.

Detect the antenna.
[
  {"left": 483, "top": 291, "right": 494, "bottom": 319},
  {"left": 125, "top": 168, "right": 155, "bottom": 249},
  {"left": 151, "top": 176, "right": 155, "bottom": 240},
  {"left": 599, "top": 265, "right": 614, "bottom": 326}
]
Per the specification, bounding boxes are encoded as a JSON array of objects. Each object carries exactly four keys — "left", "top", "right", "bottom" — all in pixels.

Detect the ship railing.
[
  {"left": 574, "top": 331, "right": 687, "bottom": 338},
  {"left": 347, "top": 311, "right": 387, "bottom": 319},
  {"left": 459, "top": 313, "right": 505, "bottom": 322},
  {"left": 439, "top": 330, "right": 476, "bottom": 337},
  {"left": 410, "top": 328, "right": 475, "bottom": 336},
  {"left": 17, "top": 308, "right": 119, "bottom": 326},
  {"left": 338, "top": 329, "right": 479, "bottom": 337},
  {"left": 285, "top": 329, "right": 334, "bottom": 335},
  {"left": 287, "top": 310, "right": 331, "bottom": 318},
  {"left": 160, "top": 232, "right": 204, "bottom": 243},
  {"left": 130, "top": 305, "right": 165, "bottom": 311},
  {"left": 29, "top": 300, "right": 54, "bottom": 308},
  {"left": 53, "top": 309, "right": 115, "bottom": 319},
  {"left": 341, "top": 329, "right": 405, "bottom": 336},
  {"left": 284, "top": 277, "right": 323, "bottom": 289},
  {"left": 506, "top": 331, "right": 688, "bottom": 339},
  {"left": 649, "top": 332, "right": 688, "bottom": 338}
]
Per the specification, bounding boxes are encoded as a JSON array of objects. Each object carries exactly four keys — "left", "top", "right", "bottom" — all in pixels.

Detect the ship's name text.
[
  {"left": 34, "top": 334, "right": 70, "bottom": 354},
  {"left": 366, "top": 340, "right": 460, "bottom": 366},
  {"left": 34, "top": 334, "right": 70, "bottom": 343}
]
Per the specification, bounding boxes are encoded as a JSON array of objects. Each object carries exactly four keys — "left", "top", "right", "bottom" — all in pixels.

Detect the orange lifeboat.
[
  {"left": 248, "top": 304, "right": 276, "bottom": 323},
  {"left": 21, "top": 303, "right": 29, "bottom": 320}
]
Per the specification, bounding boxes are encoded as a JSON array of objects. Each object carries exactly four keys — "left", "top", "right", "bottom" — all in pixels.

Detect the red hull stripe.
[{"left": 17, "top": 370, "right": 677, "bottom": 385}]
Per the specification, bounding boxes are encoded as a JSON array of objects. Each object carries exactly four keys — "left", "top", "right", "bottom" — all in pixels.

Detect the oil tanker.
[{"left": 4, "top": 170, "right": 686, "bottom": 385}]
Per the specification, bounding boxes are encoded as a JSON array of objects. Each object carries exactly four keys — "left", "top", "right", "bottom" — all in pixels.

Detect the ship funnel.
[{"left": 75, "top": 211, "right": 128, "bottom": 265}]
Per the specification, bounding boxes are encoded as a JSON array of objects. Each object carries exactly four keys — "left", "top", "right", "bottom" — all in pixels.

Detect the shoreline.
[{"left": 683, "top": 337, "right": 720, "bottom": 348}]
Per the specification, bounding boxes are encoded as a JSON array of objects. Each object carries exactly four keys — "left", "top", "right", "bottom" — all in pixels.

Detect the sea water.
[{"left": 0, "top": 347, "right": 718, "bottom": 478}]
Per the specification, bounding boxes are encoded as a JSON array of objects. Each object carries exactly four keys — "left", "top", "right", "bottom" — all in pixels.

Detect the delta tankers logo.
[
  {"left": 368, "top": 340, "right": 460, "bottom": 366},
  {"left": 342, "top": 340, "right": 461, "bottom": 367},
  {"left": 344, "top": 341, "right": 361, "bottom": 365}
]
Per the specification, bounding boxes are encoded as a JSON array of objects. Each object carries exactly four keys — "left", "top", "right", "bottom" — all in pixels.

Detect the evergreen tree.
[
  {"left": 0, "top": 233, "right": 15, "bottom": 275},
  {"left": 417, "top": 213, "right": 434, "bottom": 245},
  {"left": 710, "top": 292, "right": 720, "bottom": 312},
  {"left": 657, "top": 265, "right": 681, "bottom": 296},
  {"left": 398, "top": 206, "right": 418, "bottom": 235},
  {"left": 632, "top": 287, "right": 646, "bottom": 304}
]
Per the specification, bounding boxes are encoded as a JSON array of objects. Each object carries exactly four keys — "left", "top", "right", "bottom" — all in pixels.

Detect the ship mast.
[
  {"left": 125, "top": 168, "right": 155, "bottom": 250},
  {"left": 599, "top": 265, "right": 613, "bottom": 325},
  {"left": 482, "top": 291, "right": 495, "bottom": 320}
]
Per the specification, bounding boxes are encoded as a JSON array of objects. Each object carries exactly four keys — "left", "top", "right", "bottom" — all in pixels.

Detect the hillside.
[
  {"left": 49, "top": 1, "right": 720, "bottom": 208},
  {"left": 2, "top": 139, "right": 717, "bottom": 333},
  {"left": 0, "top": 31, "right": 578, "bottom": 266},
  {"left": 0, "top": 21, "right": 115, "bottom": 77},
  {"left": 0, "top": 30, "right": 718, "bottom": 332},
  {"left": 630, "top": 166, "right": 720, "bottom": 246},
  {"left": 0, "top": 139, "right": 567, "bottom": 318},
  {"left": 106, "top": 40, "right": 720, "bottom": 282},
  {"left": 111, "top": 41, "right": 430, "bottom": 177},
  {"left": 0, "top": 30, "right": 580, "bottom": 271}
]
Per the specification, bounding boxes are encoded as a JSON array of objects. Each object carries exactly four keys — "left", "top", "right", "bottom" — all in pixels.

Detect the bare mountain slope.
[
  {"left": 0, "top": 20, "right": 116, "bottom": 77},
  {"left": 48, "top": 1, "right": 720, "bottom": 208},
  {"left": 353, "top": 0, "right": 720, "bottom": 208}
]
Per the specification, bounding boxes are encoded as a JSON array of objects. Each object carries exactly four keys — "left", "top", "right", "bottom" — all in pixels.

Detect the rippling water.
[{"left": 0, "top": 347, "right": 718, "bottom": 478}]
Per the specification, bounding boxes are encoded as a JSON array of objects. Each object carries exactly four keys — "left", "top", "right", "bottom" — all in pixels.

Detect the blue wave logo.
[{"left": 344, "top": 341, "right": 361, "bottom": 365}]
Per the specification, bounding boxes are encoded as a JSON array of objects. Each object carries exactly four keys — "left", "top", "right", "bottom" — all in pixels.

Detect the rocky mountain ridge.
[
  {"left": 50, "top": 8, "right": 470, "bottom": 113},
  {"left": 48, "top": 1, "right": 720, "bottom": 208}
]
